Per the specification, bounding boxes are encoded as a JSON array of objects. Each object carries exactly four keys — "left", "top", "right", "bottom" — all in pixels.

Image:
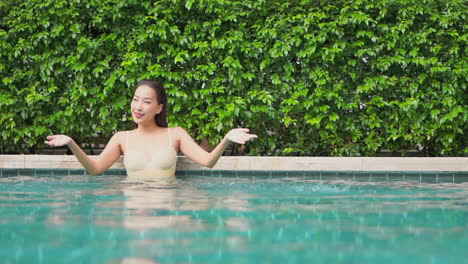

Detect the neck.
[{"left": 136, "top": 121, "right": 161, "bottom": 133}]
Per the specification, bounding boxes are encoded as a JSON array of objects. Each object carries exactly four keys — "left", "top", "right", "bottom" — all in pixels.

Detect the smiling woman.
[{"left": 44, "top": 80, "right": 257, "bottom": 179}]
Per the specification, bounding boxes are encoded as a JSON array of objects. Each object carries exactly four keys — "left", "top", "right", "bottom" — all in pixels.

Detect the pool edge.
[{"left": 0, "top": 155, "right": 467, "bottom": 172}]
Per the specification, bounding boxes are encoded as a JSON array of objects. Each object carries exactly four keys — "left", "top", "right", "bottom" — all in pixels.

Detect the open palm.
[
  {"left": 225, "top": 128, "right": 257, "bottom": 144},
  {"left": 45, "top": 135, "right": 72, "bottom": 147}
]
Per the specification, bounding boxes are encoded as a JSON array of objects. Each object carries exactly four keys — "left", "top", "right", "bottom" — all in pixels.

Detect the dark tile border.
[
  {"left": 1, "top": 169, "right": 467, "bottom": 182},
  {"left": 18, "top": 169, "right": 36, "bottom": 176},
  {"left": 1, "top": 169, "right": 19, "bottom": 177},
  {"left": 34, "top": 169, "right": 53, "bottom": 177},
  {"left": 69, "top": 169, "right": 87, "bottom": 175}
]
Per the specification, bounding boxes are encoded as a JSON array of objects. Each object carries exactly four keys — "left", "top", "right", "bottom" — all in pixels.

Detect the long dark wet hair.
[{"left": 135, "top": 80, "right": 168, "bottom": 127}]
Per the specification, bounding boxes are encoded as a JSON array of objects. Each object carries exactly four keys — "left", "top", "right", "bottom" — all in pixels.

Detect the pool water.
[{"left": 0, "top": 174, "right": 467, "bottom": 264}]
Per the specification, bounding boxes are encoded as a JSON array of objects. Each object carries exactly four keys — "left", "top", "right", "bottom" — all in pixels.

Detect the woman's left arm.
[{"left": 176, "top": 127, "right": 257, "bottom": 168}]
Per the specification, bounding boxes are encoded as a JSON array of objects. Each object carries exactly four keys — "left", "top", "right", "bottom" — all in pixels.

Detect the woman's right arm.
[{"left": 45, "top": 132, "right": 124, "bottom": 175}]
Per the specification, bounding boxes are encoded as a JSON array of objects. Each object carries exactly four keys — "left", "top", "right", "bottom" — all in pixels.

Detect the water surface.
[{"left": 0, "top": 174, "right": 467, "bottom": 264}]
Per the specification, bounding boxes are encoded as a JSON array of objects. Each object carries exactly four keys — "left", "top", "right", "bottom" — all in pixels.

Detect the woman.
[{"left": 45, "top": 80, "right": 257, "bottom": 178}]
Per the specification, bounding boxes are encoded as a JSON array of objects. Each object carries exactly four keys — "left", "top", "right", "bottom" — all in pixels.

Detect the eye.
[
  {"left": 132, "top": 98, "right": 138, "bottom": 101},
  {"left": 144, "top": 101, "right": 151, "bottom": 104}
]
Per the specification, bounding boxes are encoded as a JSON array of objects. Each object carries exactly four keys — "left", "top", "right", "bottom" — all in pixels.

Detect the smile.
[{"left": 134, "top": 112, "right": 144, "bottom": 118}]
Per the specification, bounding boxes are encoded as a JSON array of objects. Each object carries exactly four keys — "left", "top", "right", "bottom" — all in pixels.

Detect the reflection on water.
[{"left": 0, "top": 175, "right": 467, "bottom": 264}]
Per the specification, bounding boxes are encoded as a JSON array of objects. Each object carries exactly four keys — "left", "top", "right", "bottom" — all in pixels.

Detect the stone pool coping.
[{"left": 0, "top": 155, "right": 467, "bottom": 172}]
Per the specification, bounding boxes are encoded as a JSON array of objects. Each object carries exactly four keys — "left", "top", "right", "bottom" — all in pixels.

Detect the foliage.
[{"left": 0, "top": 0, "right": 466, "bottom": 156}]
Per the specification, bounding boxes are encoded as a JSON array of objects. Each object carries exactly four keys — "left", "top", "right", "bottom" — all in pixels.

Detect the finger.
[
  {"left": 241, "top": 134, "right": 256, "bottom": 139},
  {"left": 242, "top": 132, "right": 256, "bottom": 137},
  {"left": 240, "top": 134, "right": 250, "bottom": 140},
  {"left": 47, "top": 136, "right": 56, "bottom": 140},
  {"left": 235, "top": 128, "right": 249, "bottom": 133}
]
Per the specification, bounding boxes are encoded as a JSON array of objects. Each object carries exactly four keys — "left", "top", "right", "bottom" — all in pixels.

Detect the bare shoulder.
[
  {"left": 170, "top": 126, "right": 189, "bottom": 139},
  {"left": 110, "top": 130, "right": 131, "bottom": 143},
  {"left": 110, "top": 131, "right": 133, "bottom": 154},
  {"left": 113, "top": 130, "right": 125, "bottom": 137}
]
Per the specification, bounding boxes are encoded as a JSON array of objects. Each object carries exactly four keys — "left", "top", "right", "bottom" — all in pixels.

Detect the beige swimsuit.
[{"left": 123, "top": 128, "right": 178, "bottom": 179}]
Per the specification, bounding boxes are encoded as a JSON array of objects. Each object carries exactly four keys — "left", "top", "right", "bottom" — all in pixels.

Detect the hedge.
[{"left": 1, "top": 0, "right": 466, "bottom": 156}]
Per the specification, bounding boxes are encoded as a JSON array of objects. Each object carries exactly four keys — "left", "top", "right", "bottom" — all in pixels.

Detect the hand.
[
  {"left": 225, "top": 128, "right": 257, "bottom": 144},
  {"left": 45, "top": 135, "right": 72, "bottom": 147}
]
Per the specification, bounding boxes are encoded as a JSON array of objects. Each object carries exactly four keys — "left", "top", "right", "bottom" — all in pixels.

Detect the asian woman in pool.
[{"left": 44, "top": 80, "right": 257, "bottom": 178}]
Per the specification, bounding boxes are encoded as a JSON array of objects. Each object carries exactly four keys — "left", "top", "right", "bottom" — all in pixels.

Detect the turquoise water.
[{"left": 0, "top": 173, "right": 467, "bottom": 264}]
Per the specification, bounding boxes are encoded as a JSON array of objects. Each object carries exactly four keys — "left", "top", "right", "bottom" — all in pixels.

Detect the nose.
[{"left": 135, "top": 101, "right": 143, "bottom": 110}]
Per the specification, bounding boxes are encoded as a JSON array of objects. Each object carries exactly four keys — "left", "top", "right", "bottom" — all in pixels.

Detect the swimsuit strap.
[
  {"left": 126, "top": 131, "right": 129, "bottom": 151},
  {"left": 168, "top": 127, "right": 174, "bottom": 150}
]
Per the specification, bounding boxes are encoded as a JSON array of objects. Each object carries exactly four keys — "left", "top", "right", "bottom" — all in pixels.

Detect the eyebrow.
[{"left": 134, "top": 95, "right": 153, "bottom": 100}]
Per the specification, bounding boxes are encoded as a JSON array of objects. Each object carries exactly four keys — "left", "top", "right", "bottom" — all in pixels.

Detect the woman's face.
[{"left": 131, "top": 85, "right": 163, "bottom": 125}]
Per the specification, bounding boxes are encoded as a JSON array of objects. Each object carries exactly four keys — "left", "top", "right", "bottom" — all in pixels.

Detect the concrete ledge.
[{"left": 0, "top": 155, "right": 467, "bottom": 171}]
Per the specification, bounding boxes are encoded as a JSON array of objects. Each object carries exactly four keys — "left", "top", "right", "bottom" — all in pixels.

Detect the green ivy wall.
[{"left": 1, "top": 0, "right": 466, "bottom": 155}]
